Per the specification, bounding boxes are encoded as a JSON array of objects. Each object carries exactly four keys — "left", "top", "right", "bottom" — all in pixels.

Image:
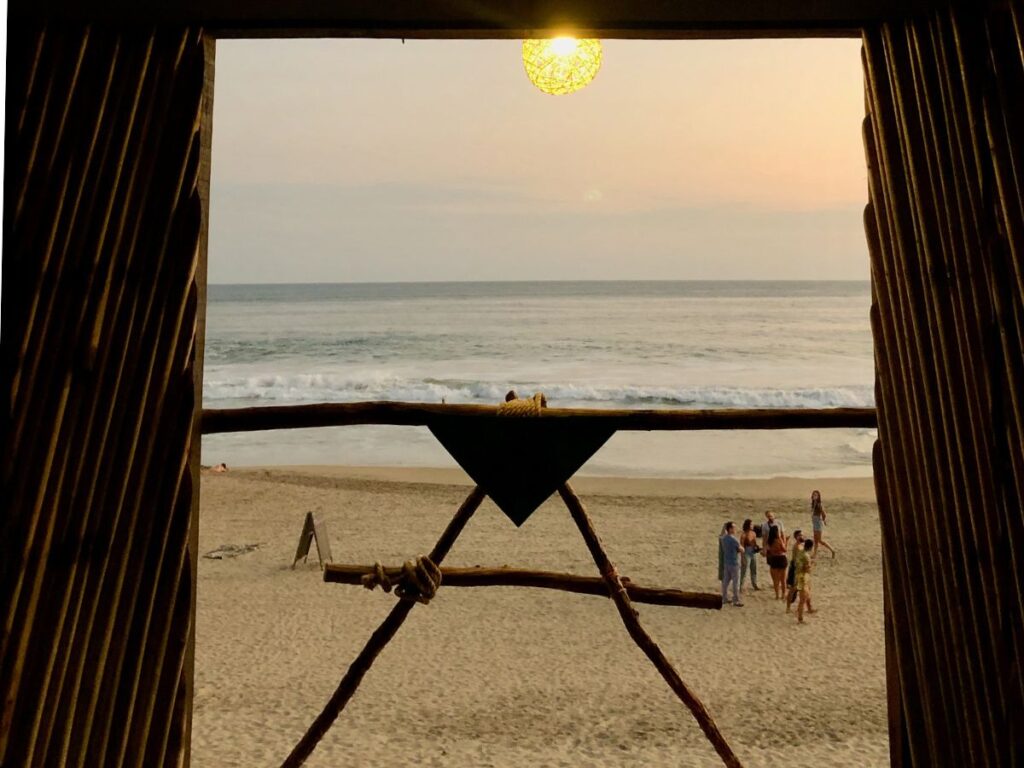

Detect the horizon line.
[{"left": 208, "top": 277, "right": 871, "bottom": 286}]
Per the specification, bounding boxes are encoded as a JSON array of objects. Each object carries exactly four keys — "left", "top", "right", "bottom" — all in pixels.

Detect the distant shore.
[
  {"left": 206, "top": 464, "right": 877, "bottom": 502},
  {"left": 193, "top": 466, "right": 886, "bottom": 767}
]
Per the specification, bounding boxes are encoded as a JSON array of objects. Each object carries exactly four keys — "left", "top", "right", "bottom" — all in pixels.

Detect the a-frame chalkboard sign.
[{"left": 292, "top": 512, "right": 333, "bottom": 569}]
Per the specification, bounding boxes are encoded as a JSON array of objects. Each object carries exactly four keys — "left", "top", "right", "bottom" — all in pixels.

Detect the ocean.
[{"left": 201, "top": 281, "right": 875, "bottom": 477}]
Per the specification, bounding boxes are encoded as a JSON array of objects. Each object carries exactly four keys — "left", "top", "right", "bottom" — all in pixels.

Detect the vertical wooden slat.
[
  {"left": 954, "top": 1, "right": 1024, "bottom": 738},
  {"left": 984, "top": 15, "right": 1024, "bottom": 308},
  {"left": 932, "top": 9, "right": 1024, "bottom": 727},
  {"left": 872, "top": 438, "right": 908, "bottom": 768},
  {"left": 864, "top": 31, "right": 965, "bottom": 764},
  {"left": 148, "top": 559, "right": 196, "bottom": 768},
  {"left": 865, "top": 1, "right": 1024, "bottom": 764},
  {"left": 0, "top": 23, "right": 210, "bottom": 768},
  {"left": 120, "top": 436, "right": 194, "bottom": 766},
  {"left": 32, "top": 36, "right": 191, "bottom": 756},
  {"left": 893, "top": 21, "right": 1002, "bottom": 761},
  {"left": 1, "top": 25, "right": 91, "bottom": 675},
  {"left": 921, "top": 15, "right": 1024, "bottom": 743},
  {"left": 865, "top": 205, "right": 926, "bottom": 765},
  {"left": 61, "top": 35, "right": 203, "bottom": 766},
  {"left": 43, "top": 29, "right": 196, "bottom": 761},
  {"left": 978, "top": 4, "right": 1024, "bottom": 530},
  {"left": 10, "top": 30, "right": 164, "bottom": 765},
  {"left": 863, "top": 136, "right": 941, "bottom": 764},
  {"left": 87, "top": 193, "right": 201, "bottom": 767},
  {"left": 178, "top": 33, "right": 217, "bottom": 768}
]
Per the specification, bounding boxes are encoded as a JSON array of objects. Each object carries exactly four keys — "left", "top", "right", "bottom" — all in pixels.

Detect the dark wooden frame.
[
  {"left": 2, "top": 1, "right": 1022, "bottom": 766},
  {"left": 7, "top": 1, "right": 938, "bottom": 38}
]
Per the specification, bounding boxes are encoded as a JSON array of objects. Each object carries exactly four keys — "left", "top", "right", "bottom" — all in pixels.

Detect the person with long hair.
[
  {"left": 765, "top": 523, "right": 789, "bottom": 599},
  {"left": 739, "top": 519, "right": 760, "bottom": 592},
  {"left": 810, "top": 489, "right": 836, "bottom": 559}
]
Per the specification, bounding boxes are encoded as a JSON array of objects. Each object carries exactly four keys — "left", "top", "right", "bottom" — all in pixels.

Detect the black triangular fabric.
[{"left": 429, "top": 421, "right": 614, "bottom": 526}]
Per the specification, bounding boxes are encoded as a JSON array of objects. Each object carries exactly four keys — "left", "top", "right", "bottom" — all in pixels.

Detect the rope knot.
[
  {"left": 361, "top": 562, "right": 393, "bottom": 593},
  {"left": 361, "top": 556, "right": 442, "bottom": 604},
  {"left": 498, "top": 390, "right": 547, "bottom": 416}
]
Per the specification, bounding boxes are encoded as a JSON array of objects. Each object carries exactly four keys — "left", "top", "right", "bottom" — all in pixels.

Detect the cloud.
[
  {"left": 209, "top": 181, "right": 866, "bottom": 283},
  {"left": 209, "top": 38, "right": 868, "bottom": 282}
]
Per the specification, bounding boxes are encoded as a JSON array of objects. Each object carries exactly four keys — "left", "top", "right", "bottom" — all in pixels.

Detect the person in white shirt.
[{"left": 759, "top": 510, "right": 786, "bottom": 556}]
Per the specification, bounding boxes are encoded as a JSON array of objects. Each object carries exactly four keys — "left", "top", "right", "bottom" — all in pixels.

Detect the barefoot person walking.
[
  {"left": 810, "top": 490, "right": 836, "bottom": 559},
  {"left": 794, "top": 539, "right": 817, "bottom": 623}
]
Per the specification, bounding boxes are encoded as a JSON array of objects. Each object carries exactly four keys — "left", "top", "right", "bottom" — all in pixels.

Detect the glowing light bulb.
[
  {"left": 522, "top": 37, "right": 602, "bottom": 95},
  {"left": 550, "top": 37, "right": 579, "bottom": 55}
]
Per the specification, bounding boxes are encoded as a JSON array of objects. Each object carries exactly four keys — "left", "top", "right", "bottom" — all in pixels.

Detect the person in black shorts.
[
  {"left": 786, "top": 529, "right": 806, "bottom": 611},
  {"left": 765, "top": 524, "right": 789, "bottom": 599}
]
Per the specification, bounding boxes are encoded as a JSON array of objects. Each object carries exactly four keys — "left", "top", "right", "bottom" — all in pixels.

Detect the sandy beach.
[{"left": 192, "top": 467, "right": 886, "bottom": 767}]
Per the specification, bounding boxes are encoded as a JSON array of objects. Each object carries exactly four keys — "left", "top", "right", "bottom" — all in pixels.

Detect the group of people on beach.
[{"left": 718, "top": 490, "right": 835, "bottom": 623}]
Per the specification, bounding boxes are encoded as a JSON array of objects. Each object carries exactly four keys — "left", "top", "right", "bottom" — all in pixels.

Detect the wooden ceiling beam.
[{"left": 9, "top": 0, "right": 951, "bottom": 38}]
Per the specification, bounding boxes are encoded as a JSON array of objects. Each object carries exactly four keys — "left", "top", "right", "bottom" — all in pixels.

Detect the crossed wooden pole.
[
  {"left": 200, "top": 393, "right": 871, "bottom": 767},
  {"left": 281, "top": 482, "right": 742, "bottom": 768}
]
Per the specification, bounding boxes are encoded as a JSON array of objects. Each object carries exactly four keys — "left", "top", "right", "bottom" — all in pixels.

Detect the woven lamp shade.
[{"left": 522, "top": 37, "right": 602, "bottom": 95}]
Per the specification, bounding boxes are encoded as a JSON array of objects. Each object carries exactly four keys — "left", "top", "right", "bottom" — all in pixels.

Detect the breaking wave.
[{"left": 203, "top": 373, "right": 874, "bottom": 410}]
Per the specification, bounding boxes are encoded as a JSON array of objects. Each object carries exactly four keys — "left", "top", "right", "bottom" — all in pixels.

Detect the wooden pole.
[
  {"left": 280, "top": 486, "right": 486, "bottom": 768},
  {"left": 202, "top": 402, "right": 876, "bottom": 434},
  {"left": 558, "top": 484, "right": 741, "bottom": 768},
  {"left": 323, "top": 565, "right": 722, "bottom": 610}
]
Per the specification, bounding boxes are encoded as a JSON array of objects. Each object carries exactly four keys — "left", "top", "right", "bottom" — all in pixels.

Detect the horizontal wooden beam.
[
  {"left": 201, "top": 401, "right": 877, "bottom": 434},
  {"left": 324, "top": 564, "right": 723, "bottom": 609},
  {"left": 9, "top": 0, "right": 947, "bottom": 38}
]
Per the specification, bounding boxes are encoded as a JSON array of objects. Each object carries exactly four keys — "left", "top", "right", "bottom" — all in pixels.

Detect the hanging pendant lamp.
[{"left": 522, "top": 37, "right": 603, "bottom": 95}]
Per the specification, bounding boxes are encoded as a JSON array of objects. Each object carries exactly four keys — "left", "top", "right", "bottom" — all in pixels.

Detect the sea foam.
[
  {"left": 202, "top": 281, "right": 876, "bottom": 475},
  {"left": 203, "top": 373, "right": 874, "bottom": 410}
]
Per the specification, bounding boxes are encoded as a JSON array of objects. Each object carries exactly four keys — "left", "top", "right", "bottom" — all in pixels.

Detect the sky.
[{"left": 209, "top": 38, "right": 868, "bottom": 283}]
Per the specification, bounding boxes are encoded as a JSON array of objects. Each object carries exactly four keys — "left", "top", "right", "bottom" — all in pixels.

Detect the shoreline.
[{"left": 211, "top": 464, "right": 878, "bottom": 503}]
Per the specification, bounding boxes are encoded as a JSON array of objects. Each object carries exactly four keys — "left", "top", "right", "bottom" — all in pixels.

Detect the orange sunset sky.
[{"left": 209, "top": 38, "right": 867, "bottom": 283}]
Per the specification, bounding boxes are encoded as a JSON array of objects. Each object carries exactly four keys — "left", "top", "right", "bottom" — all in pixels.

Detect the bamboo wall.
[
  {"left": 862, "top": 1, "right": 1024, "bottom": 765},
  {"left": 1, "top": 3, "right": 1023, "bottom": 767},
  {"left": 0, "top": 25, "right": 212, "bottom": 767}
]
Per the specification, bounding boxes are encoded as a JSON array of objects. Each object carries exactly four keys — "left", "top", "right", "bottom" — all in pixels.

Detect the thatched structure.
[{"left": 2, "top": 1, "right": 1022, "bottom": 765}]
